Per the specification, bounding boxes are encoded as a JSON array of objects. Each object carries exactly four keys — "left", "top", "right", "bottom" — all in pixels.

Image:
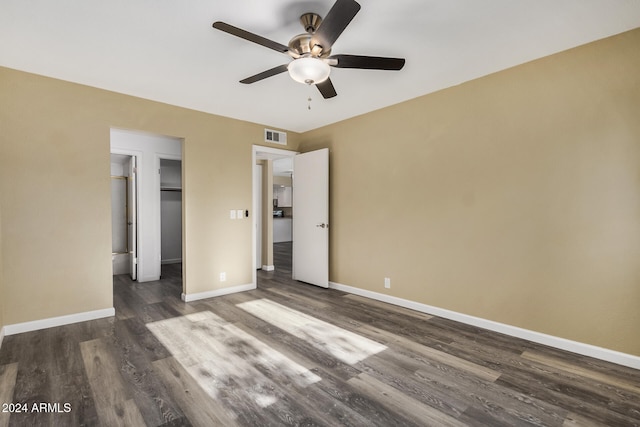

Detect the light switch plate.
[{"left": 230, "top": 210, "right": 236, "bottom": 219}]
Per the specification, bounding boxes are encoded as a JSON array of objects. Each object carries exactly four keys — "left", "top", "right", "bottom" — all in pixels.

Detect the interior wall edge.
[
  {"left": 0, "top": 327, "right": 4, "bottom": 351},
  {"left": 329, "top": 281, "right": 640, "bottom": 370},
  {"left": 181, "top": 283, "right": 256, "bottom": 302},
  {"left": 3, "top": 307, "right": 115, "bottom": 336}
]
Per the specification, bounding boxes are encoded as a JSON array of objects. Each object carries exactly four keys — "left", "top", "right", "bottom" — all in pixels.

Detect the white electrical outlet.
[
  {"left": 384, "top": 277, "right": 391, "bottom": 289},
  {"left": 237, "top": 209, "right": 243, "bottom": 219},
  {"left": 220, "top": 272, "right": 226, "bottom": 282}
]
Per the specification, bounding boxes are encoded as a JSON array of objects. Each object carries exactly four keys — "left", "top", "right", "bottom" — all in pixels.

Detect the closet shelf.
[{"left": 161, "top": 187, "right": 182, "bottom": 192}]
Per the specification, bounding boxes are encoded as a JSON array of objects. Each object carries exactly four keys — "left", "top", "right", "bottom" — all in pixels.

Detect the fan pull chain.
[{"left": 307, "top": 85, "right": 313, "bottom": 110}]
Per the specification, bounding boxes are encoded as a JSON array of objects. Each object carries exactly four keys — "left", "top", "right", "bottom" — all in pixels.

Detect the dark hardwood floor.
[{"left": 1, "top": 243, "right": 640, "bottom": 426}]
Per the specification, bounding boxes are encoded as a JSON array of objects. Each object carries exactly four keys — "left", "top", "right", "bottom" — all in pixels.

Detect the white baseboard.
[
  {"left": 3, "top": 308, "right": 115, "bottom": 336},
  {"left": 138, "top": 275, "right": 161, "bottom": 283},
  {"left": 262, "top": 265, "right": 275, "bottom": 271},
  {"left": 329, "top": 281, "right": 640, "bottom": 370},
  {"left": 161, "top": 259, "right": 182, "bottom": 265},
  {"left": 182, "top": 283, "right": 256, "bottom": 302},
  {"left": 0, "top": 326, "right": 5, "bottom": 350}
]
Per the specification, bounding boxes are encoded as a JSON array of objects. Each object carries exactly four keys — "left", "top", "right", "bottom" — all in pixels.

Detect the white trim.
[
  {"left": 181, "top": 283, "right": 255, "bottom": 302},
  {"left": 0, "top": 326, "right": 5, "bottom": 350},
  {"left": 329, "top": 281, "right": 640, "bottom": 370},
  {"left": 253, "top": 145, "right": 299, "bottom": 157},
  {"left": 3, "top": 308, "right": 115, "bottom": 336},
  {"left": 262, "top": 265, "right": 275, "bottom": 271}
]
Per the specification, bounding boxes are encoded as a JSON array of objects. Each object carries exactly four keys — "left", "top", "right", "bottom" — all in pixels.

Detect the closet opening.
[{"left": 160, "top": 158, "right": 182, "bottom": 279}]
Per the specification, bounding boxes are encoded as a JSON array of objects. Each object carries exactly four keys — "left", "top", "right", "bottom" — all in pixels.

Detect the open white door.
[
  {"left": 293, "top": 148, "right": 329, "bottom": 288},
  {"left": 128, "top": 157, "right": 138, "bottom": 281}
]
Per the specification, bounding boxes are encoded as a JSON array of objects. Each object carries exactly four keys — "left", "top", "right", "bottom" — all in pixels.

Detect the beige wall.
[
  {"left": 0, "top": 66, "right": 299, "bottom": 325},
  {"left": 300, "top": 29, "right": 640, "bottom": 356}
]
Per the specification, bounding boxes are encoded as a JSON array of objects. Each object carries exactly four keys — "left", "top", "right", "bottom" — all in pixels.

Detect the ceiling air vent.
[{"left": 265, "top": 129, "right": 287, "bottom": 145}]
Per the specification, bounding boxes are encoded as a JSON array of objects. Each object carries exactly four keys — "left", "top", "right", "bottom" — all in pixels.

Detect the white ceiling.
[
  {"left": 1, "top": 1, "right": 639, "bottom": 133},
  {"left": 273, "top": 157, "right": 294, "bottom": 177}
]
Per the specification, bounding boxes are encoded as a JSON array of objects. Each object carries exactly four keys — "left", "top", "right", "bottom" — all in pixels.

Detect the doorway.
[
  {"left": 110, "top": 153, "right": 138, "bottom": 280},
  {"left": 110, "top": 128, "right": 182, "bottom": 289},
  {"left": 252, "top": 146, "right": 330, "bottom": 289},
  {"left": 252, "top": 146, "right": 297, "bottom": 288}
]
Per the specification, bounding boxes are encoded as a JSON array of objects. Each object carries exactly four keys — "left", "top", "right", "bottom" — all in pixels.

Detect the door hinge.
[{"left": 133, "top": 257, "right": 138, "bottom": 265}]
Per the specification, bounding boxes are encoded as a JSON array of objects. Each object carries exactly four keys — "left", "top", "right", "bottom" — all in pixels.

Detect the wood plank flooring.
[{"left": 1, "top": 243, "right": 640, "bottom": 426}]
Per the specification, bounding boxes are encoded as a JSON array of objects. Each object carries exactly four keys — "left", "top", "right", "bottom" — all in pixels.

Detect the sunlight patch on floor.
[
  {"left": 237, "top": 298, "right": 387, "bottom": 365},
  {"left": 147, "top": 311, "right": 321, "bottom": 408}
]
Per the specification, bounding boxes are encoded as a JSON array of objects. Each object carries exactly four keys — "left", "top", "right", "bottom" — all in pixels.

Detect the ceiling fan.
[{"left": 212, "top": 0, "right": 405, "bottom": 99}]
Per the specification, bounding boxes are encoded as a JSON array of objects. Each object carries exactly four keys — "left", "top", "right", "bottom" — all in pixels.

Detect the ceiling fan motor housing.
[{"left": 288, "top": 13, "right": 331, "bottom": 58}]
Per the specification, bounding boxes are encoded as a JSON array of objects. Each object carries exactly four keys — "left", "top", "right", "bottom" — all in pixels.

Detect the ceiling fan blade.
[
  {"left": 311, "top": 0, "right": 361, "bottom": 52},
  {"left": 212, "top": 21, "right": 289, "bottom": 54},
  {"left": 329, "top": 54, "right": 405, "bottom": 70},
  {"left": 316, "top": 78, "right": 337, "bottom": 99},
  {"left": 240, "top": 64, "right": 290, "bottom": 84}
]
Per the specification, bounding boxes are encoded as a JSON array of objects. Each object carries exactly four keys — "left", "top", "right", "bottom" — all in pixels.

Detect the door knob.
[{"left": 316, "top": 223, "right": 328, "bottom": 228}]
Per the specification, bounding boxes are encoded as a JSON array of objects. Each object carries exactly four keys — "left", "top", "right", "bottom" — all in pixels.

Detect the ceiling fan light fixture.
[{"left": 288, "top": 57, "right": 330, "bottom": 85}]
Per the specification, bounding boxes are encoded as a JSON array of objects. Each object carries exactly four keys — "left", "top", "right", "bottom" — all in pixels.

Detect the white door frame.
[
  {"left": 252, "top": 145, "right": 298, "bottom": 287},
  {"left": 254, "top": 163, "right": 263, "bottom": 269},
  {"left": 128, "top": 155, "right": 138, "bottom": 280}
]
